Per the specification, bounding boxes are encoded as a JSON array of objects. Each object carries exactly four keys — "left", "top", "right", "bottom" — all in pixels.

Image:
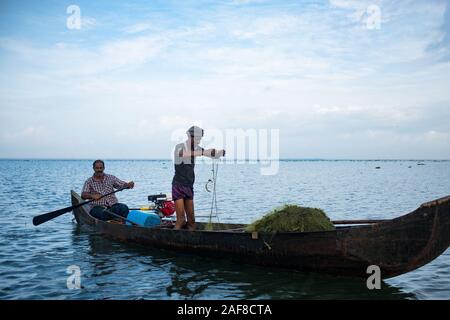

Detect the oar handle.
[{"left": 79, "top": 187, "right": 126, "bottom": 207}]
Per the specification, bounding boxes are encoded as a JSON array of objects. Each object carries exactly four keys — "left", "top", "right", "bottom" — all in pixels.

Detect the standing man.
[
  {"left": 172, "top": 126, "right": 225, "bottom": 230},
  {"left": 81, "top": 160, "right": 135, "bottom": 221}
]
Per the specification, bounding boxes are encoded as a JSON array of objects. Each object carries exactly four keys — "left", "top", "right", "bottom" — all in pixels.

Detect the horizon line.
[{"left": 0, "top": 158, "right": 449, "bottom": 161}]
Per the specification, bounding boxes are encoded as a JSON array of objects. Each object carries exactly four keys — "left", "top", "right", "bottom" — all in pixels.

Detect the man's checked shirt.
[{"left": 82, "top": 174, "right": 127, "bottom": 209}]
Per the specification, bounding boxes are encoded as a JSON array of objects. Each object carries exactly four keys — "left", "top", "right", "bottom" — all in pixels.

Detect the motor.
[{"left": 148, "top": 193, "right": 175, "bottom": 218}]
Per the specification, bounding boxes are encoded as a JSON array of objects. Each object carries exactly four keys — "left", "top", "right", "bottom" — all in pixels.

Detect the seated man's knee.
[
  {"left": 90, "top": 206, "right": 108, "bottom": 220},
  {"left": 111, "top": 203, "right": 129, "bottom": 218}
]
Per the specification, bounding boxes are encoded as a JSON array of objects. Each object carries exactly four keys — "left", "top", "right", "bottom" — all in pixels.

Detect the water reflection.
[{"left": 72, "top": 225, "right": 415, "bottom": 300}]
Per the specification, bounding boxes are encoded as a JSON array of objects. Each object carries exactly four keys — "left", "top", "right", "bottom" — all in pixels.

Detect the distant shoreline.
[{"left": 0, "top": 158, "right": 449, "bottom": 162}]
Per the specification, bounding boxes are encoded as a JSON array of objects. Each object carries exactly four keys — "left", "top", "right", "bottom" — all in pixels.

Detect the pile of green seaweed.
[{"left": 245, "top": 205, "right": 335, "bottom": 233}]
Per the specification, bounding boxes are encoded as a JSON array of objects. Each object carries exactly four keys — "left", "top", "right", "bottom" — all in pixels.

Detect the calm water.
[{"left": 0, "top": 159, "right": 449, "bottom": 300}]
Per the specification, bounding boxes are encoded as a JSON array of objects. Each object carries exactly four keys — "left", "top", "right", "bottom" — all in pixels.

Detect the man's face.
[
  {"left": 93, "top": 163, "right": 104, "bottom": 176},
  {"left": 188, "top": 134, "right": 202, "bottom": 146},
  {"left": 193, "top": 136, "right": 202, "bottom": 146}
]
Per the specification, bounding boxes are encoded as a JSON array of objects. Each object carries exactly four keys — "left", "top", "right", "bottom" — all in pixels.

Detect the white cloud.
[
  {"left": 328, "top": 0, "right": 377, "bottom": 11},
  {"left": 0, "top": 35, "right": 169, "bottom": 77},
  {"left": 230, "top": 0, "right": 269, "bottom": 5},
  {"left": 329, "top": 0, "right": 358, "bottom": 9},
  {"left": 158, "top": 116, "right": 201, "bottom": 131},
  {"left": 2, "top": 126, "right": 49, "bottom": 143},
  {"left": 81, "top": 16, "right": 97, "bottom": 30},
  {"left": 424, "top": 130, "right": 450, "bottom": 142},
  {"left": 1, "top": 0, "right": 449, "bottom": 158},
  {"left": 196, "top": 46, "right": 330, "bottom": 78},
  {"left": 230, "top": 15, "right": 301, "bottom": 39},
  {"left": 99, "top": 36, "right": 167, "bottom": 67},
  {"left": 122, "top": 23, "right": 153, "bottom": 34}
]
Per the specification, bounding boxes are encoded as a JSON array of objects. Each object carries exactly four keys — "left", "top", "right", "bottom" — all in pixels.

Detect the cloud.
[
  {"left": 328, "top": 0, "right": 392, "bottom": 30},
  {"left": 0, "top": 35, "right": 169, "bottom": 77},
  {"left": 328, "top": 0, "right": 360, "bottom": 9},
  {"left": 426, "top": 1, "right": 450, "bottom": 62},
  {"left": 81, "top": 16, "right": 97, "bottom": 30},
  {"left": 2, "top": 1, "right": 442, "bottom": 82},
  {"left": 2, "top": 126, "right": 49, "bottom": 143},
  {"left": 122, "top": 22, "right": 153, "bottom": 34},
  {"left": 158, "top": 116, "right": 202, "bottom": 131},
  {"left": 195, "top": 46, "right": 329, "bottom": 78},
  {"left": 99, "top": 36, "right": 166, "bottom": 67},
  {"left": 1, "top": 0, "right": 450, "bottom": 159},
  {"left": 229, "top": 14, "right": 302, "bottom": 39},
  {"left": 230, "top": 0, "right": 269, "bottom": 5},
  {"left": 438, "top": 1, "right": 450, "bottom": 47}
]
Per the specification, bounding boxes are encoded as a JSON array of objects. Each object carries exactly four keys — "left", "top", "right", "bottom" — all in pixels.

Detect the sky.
[{"left": 0, "top": 0, "right": 449, "bottom": 159}]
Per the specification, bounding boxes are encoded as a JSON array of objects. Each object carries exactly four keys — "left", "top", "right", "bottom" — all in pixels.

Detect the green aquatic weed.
[{"left": 246, "top": 204, "right": 335, "bottom": 233}]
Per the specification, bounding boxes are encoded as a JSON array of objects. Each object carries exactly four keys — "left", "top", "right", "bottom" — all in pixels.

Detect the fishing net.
[{"left": 246, "top": 205, "right": 335, "bottom": 233}]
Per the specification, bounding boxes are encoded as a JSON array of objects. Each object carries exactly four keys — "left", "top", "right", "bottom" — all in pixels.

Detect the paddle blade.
[
  {"left": 33, "top": 188, "right": 124, "bottom": 226},
  {"left": 32, "top": 206, "right": 75, "bottom": 226}
]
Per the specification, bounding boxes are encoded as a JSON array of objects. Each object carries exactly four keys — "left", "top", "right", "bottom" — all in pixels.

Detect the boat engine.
[{"left": 148, "top": 193, "right": 175, "bottom": 218}]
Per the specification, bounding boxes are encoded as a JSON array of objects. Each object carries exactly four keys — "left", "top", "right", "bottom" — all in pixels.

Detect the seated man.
[{"left": 81, "top": 159, "right": 134, "bottom": 221}]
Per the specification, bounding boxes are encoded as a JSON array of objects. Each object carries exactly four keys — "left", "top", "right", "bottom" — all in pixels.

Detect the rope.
[{"left": 205, "top": 158, "right": 221, "bottom": 226}]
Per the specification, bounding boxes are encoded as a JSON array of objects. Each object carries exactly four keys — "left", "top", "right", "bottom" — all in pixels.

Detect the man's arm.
[
  {"left": 202, "top": 148, "right": 226, "bottom": 158},
  {"left": 173, "top": 143, "right": 202, "bottom": 162},
  {"left": 179, "top": 148, "right": 225, "bottom": 158},
  {"left": 81, "top": 192, "right": 102, "bottom": 200},
  {"left": 81, "top": 180, "right": 102, "bottom": 200},
  {"left": 112, "top": 176, "right": 134, "bottom": 190}
]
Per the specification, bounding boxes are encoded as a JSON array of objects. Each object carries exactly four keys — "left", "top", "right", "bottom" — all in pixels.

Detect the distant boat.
[{"left": 71, "top": 191, "right": 450, "bottom": 279}]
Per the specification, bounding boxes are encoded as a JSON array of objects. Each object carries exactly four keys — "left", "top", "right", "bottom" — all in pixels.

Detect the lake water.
[{"left": 0, "top": 159, "right": 449, "bottom": 299}]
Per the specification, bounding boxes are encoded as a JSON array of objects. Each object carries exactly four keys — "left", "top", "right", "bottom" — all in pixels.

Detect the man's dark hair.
[
  {"left": 93, "top": 159, "right": 105, "bottom": 168},
  {"left": 187, "top": 126, "right": 204, "bottom": 138}
]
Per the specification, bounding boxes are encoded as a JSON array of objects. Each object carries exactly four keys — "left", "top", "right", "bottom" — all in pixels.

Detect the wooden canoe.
[{"left": 71, "top": 190, "right": 450, "bottom": 279}]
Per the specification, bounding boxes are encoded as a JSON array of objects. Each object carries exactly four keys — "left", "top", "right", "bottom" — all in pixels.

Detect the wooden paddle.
[{"left": 32, "top": 188, "right": 126, "bottom": 226}]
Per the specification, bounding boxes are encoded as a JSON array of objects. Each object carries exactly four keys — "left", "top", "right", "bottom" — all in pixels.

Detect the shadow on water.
[{"left": 71, "top": 225, "right": 415, "bottom": 300}]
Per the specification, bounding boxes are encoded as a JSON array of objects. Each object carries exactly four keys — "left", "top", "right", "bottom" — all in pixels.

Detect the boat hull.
[{"left": 71, "top": 191, "right": 450, "bottom": 279}]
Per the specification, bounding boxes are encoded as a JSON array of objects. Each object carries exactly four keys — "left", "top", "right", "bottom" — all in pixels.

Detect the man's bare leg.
[
  {"left": 185, "top": 199, "right": 196, "bottom": 231},
  {"left": 174, "top": 198, "right": 186, "bottom": 230}
]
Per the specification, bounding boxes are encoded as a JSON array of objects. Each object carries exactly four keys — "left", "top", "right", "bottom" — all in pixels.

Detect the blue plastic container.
[{"left": 126, "top": 210, "right": 161, "bottom": 227}]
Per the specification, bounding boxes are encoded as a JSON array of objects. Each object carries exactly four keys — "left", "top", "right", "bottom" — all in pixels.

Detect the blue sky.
[{"left": 0, "top": 0, "right": 449, "bottom": 159}]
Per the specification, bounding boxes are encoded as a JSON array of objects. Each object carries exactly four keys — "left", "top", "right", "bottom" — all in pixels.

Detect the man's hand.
[
  {"left": 91, "top": 193, "right": 102, "bottom": 200},
  {"left": 125, "top": 181, "right": 135, "bottom": 189},
  {"left": 205, "top": 149, "right": 226, "bottom": 158},
  {"left": 213, "top": 149, "right": 226, "bottom": 158}
]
